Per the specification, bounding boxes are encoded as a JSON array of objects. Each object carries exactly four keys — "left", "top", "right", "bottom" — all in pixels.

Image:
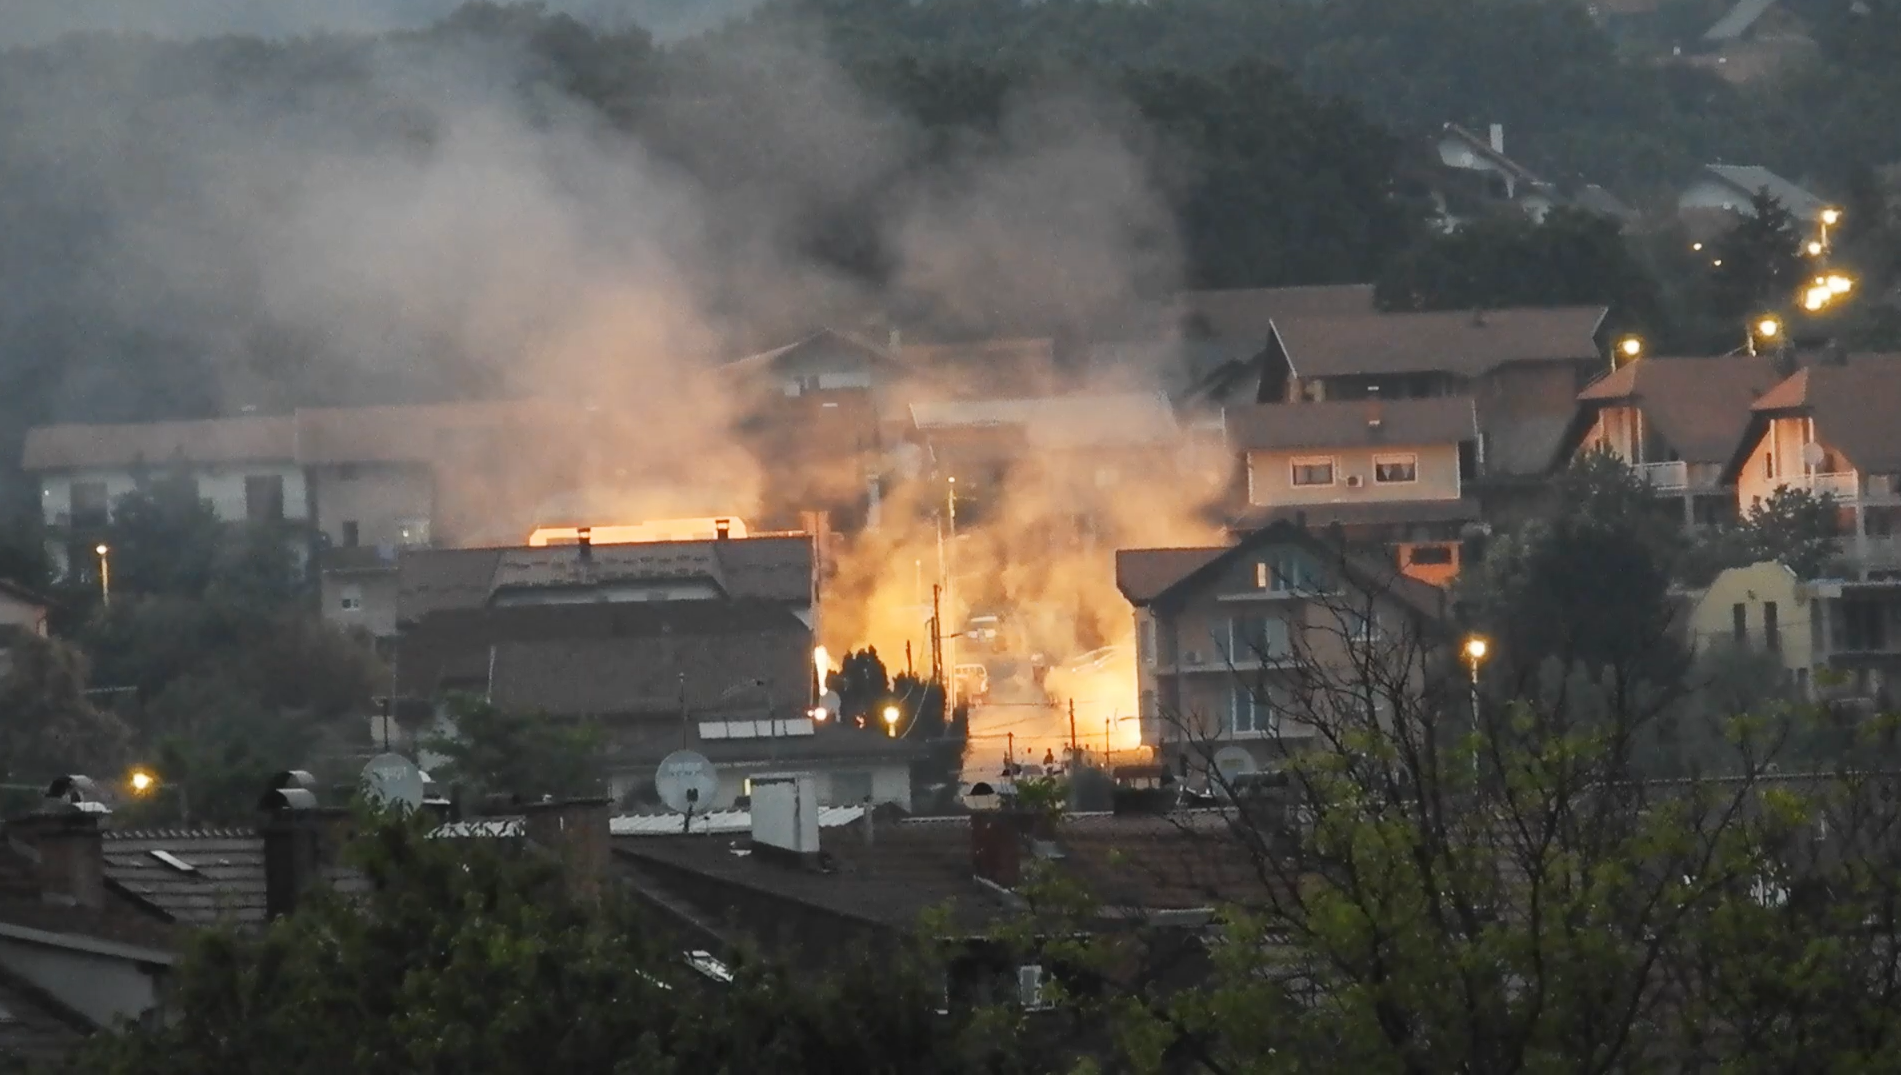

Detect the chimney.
[
  {"left": 970, "top": 812, "right": 1021, "bottom": 887},
  {"left": 749, "top": 773, "right": 821, "bottom": 866},
  {"left": 576, "top": 526, "right": 592, "bottom": 562},
  {"left": 715, "top": 518, "right": 731, "bottom": 542},
  {"left": 522, "top": 797, "right": 613, "bottom": 903},
  {"left": 9, "top": 778, "right": 111, "bottom": 909},
  {"left": 1489, "top": 123, "right": 1505, "bottom": 155},
  {"left": 258, "top": 771, "right": 338, "bottom": 921}
]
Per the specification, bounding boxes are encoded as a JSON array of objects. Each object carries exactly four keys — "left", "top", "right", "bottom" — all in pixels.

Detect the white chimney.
[
  {"left": 1489, "top": 123, "right": 1505, "bottom": 155},
  {"left": 750, "top": 773, "right": 820, "bottom": 857}
]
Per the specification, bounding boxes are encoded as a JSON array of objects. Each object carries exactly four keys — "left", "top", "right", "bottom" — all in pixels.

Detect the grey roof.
[
  {"left": 1704, "top": 0, "right": 1780, "bottom": 41},
  {"left": 0, "top": 966, "right": 88, "bottom": 1062},
  {"left": 1697, "top": 164, "right": 1824, "bottom": 220},
  {"left": 1224, "top": 397, "right": 1479, "bottom": 451},
  {"left": 611, "top": 805, "right": 866, "bottom": 837},
  {"left": 101, "top": 829, "right": 367, "bottom": 928},
  {"left": 909, "top": 393, "right": 1179, "bottom": 448}
]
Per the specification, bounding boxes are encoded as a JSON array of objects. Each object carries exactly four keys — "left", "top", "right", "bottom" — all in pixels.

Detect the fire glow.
[{"left": 526, "top": 517, "right": 748, "bottom": 546}]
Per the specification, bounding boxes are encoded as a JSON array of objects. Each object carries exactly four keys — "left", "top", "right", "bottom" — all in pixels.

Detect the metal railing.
[{"left": 1785, "top": 471, "right": 1860, "bottom": 499}]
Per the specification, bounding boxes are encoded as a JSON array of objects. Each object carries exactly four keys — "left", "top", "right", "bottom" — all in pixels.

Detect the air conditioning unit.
[{"left": 1344, "top": 475, "right": 1365, "bottom": 489}]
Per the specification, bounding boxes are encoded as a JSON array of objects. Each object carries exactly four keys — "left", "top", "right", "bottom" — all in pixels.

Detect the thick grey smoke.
[
  {"left": 0, "top": 0, "right": 763, "bottom": 46},
  {"left": 0, "top": 7, "right": 1186, "bottom": 532}
]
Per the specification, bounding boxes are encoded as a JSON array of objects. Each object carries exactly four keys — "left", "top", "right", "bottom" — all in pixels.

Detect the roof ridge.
[{"left": 105, "top": 827, "right": 254, "bottom": 840}]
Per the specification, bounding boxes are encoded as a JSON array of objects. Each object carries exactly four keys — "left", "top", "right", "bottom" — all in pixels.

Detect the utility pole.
[
  {"left": 1068, "top": 699, "right": 1078, "bottom": 765},
  {"left": 944, "top": 476, "right": 958, "bottom": 708}
]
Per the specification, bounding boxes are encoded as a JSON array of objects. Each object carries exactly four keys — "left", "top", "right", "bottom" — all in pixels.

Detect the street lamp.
[
  {"left": 126, "top": 767, "right": 189, "bottom": 823},
  {"left": 94, "top": 544, "right": 111, "bottom": 607},
  {"left": 1827, "top": 273, "right": 1854, "bottom": 296},
  {"left": 1807, "top": 240, "right": 1825, "bottom": 257},
  {"left": 1614, "top": 335, "right": 1643, "bottom": 368},
  {"left": 1747, "top": 316, "right": 1781, "bottom": 356},
  {"left": 882, "top": 705, "right": 901, "bottom": 737}
]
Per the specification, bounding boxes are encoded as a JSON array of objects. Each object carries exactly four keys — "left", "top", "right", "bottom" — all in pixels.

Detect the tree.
[
  {"left": 66, "top": 811, "right": 1039, "bottom": 1075},
  {"left": 1709, "top": 190, "right": 1805, "bottom": 328},
  {"left": 829, "top": 647, "right": 891, "bottom": 725},
  {"left": 1744, "top": 485, "right": 1842, "bottom": 580},
  {"left": 104, "top": 479, "right": 227, "bottom": 599},
  {"left": 1376, "top": 207, "right": 1668, "bottom": 337},
  {"left": 424, "top": 694, "right": 606, "bottom": 804},
  {"left": 0, "top": 633, "right": 131, "bottom": 785},
  {"left": 1459, "top": 449, "right": 1688, "bottom": 705},
  {"left": 1033, "top": 573, "right": 1901, "bottom": 1073}
]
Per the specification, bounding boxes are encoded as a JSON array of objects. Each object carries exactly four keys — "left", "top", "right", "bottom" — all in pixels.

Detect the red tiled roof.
[
  {"left": 1577, "top": 355, "right": 1781, "bottom": 464},
  {"left": 1272, "top": 306, "right": 1607, "bottom": 379},
  {"left": 1748, "top": 355, "right": 1901, "bottom": 473},
  {"left": 1225, "top": 397, "right": 1478, "bottom": 451}
]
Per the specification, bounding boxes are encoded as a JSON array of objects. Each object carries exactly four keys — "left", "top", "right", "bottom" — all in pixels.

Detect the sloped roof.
[
  {"left": 1746, "top": 355, "right": 1901, "bottom": 473},
  {"left": 612, "top": 805, "right": 866, "bottom": 836},
  {"left": 1577, "top": 355, "right": 1781, "bottom": 464},
  {"left": 1116, "top": 547, "right": 1232, "bottom": 604},
  {"left": 1271, "top": 307, "right": 1607, "bottom": 379},
  {"left": 101, "top": 828, "right": 367, "bottom": 929},
  {"left": 21, "top": 415, "right": 295, "bottom": 471},
  {"left": 1224, "top": 397, "right": 1479, "bottom": 451},
  {"left": 909, "top": 392, "right": 1179, "bottom": 448},
  {"left": 0, "top": 965, "right": 88, "bottom": 1063},
  {"left": 1231, "top": 498, "right": 1482, "bottom": 531},
  {"left": 396, "top": 536, "right": 812, "bottom": 622},
  {"left": 293, "top": 400, "right": 564, "bottom": 466},
  {"left": 1116, "top": 520, "right": 1449, "bottom": 620},
  {"left": 1438, "top": 123, "right": 1547, "bottom": 187},
  {"left": 1695, "top": 164, "right": 1824, "bottom": 220},
  {"left": 1174, "top": 284, "right": 1377, "bottom": 344},
  {"left": 721, "top": 328, "right": 902, "bottom": 377}
]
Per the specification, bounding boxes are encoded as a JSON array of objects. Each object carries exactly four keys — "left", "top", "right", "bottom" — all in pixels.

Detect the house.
[
  {"left": 393, "top": 535, "right": 917, "bottom": 807},
  {"left": 1115, "top": 521, "right": 1449, "bottom": 778},
  {"left": 1678, "top": 163, "right": 1828, "bottom": 224},
  {"left": 1564, "top": 355, "right": 1782, "bottom": 528},
  {"left": 1722, "top": 353, "right": 1901, "bottom": 577},
  {"left": 22, "top": 415, "right": 306, "bottom": 581},
  {"left": 722, "top": 329, "right": 912, "bottom": 526},
  {"left": 1424, "top": 124, "right": 1636, "bottom": 230},
  {"left": 615, "top": 775, "right": 1269, "bottom": 998},
  {"left": 1220, "top": 307, "right": 1608, "bottom": 501},
  {"left": 1689, "top": 561, "right": 1901, "bottom": 709},
  {"left": 1223, "top": 397, "right": 1482, "bottom": 585},
  {"left": 1703, "top": 0, "right": 1780, "bottom": 42},
  {"left": 1687, "top": 562, "right": 1815, "bottom": 687}
]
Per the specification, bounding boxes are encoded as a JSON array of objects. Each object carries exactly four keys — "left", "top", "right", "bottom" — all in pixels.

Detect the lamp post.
[
  {"left": 882, "top": 705, "right": 901, "bottom": 738},
  {"left": 94, "top": 544, "right": 111, "bottom": 607},
  {"left": 1462, "top": 636, "right": 1489, "bottom": 774},
  {"left": 1746, "top": 315, "right": 1782, "bottom": 357},
  {"left": 1820, "top": 207, "right": 1841, "bottom": 252},
  {"left": 943, "top": 475, "right": 958, "bottom": 709}
]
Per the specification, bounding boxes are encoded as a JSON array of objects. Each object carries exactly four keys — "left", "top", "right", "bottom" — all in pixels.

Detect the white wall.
[{"left": 39, "top": 464, "right": 308, "bottom": 526}]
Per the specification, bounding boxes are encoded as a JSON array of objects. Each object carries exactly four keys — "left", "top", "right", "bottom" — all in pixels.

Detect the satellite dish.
[
  {"left": 361, "top": 753, "right": 426, "bottom": 811},
  {"left": 655, "top": 750, "right": 720, "bottom": 815},
  {"left": 1213, "top": 747, "right": 1258, "bottom": 783},
  {"left": 1802, "top": 441, "right": 1826, "bottom": 467}
]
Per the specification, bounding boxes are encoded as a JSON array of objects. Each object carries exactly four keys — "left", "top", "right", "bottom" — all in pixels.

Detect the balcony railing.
[
  {"left": 1637, "top": 460, "right": 1688, "bottom": 491},
  {"left": 1784, "top": 471, "right": 1861, "bottom": 500}
]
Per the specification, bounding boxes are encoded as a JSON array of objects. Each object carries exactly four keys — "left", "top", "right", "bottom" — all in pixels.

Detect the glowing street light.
[
  {"left": 94, "top": 544, "right": 111, "bottom": 607},
  {"left": 1822, "top": 207, "right": 1842, "bottom": 227},
  {"left": 1807, "top": 240, "right": 1825, "bottom": 257},
  {"left": 128, "top": 769, "right": 156, "bottom": 795},
  {"left": 1614, "top": 336, "right": 1643, "bottom": 368},
  {"left": 1804, "top": 287, "right": 1829, "bottom": 312},
  {"left": 1827, "top": 273, "right": 1854, "bottom": 295},
  {"left": 1461, "top": 636, "right": 1489, "bottom": 770},
  {"left": 882, "top": 705, "right": 901, "bottom": 736},
  {"left": 1756, "top": 316, "right": 1782, "bottom": 339}
]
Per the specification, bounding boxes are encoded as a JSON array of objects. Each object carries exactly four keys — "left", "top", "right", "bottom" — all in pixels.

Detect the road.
[{"left": 958, "top": 656, "right": 1138, "bottom": 785}]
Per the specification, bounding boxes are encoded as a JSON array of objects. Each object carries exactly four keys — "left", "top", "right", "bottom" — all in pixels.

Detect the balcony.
[
  {"left": 1784, "top": 471, "right": 1861, "bottom": 500},
  {"left": 1637, "top": 461, "right": 1687, "bottom": 491}
]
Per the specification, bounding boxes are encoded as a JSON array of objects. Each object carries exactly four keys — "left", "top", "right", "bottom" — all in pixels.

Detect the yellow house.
[{"left": 1688, "top": 561, "right": 1816, "bottom": 691}]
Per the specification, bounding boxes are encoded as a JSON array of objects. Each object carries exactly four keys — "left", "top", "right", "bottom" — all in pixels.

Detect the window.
[
  {"left": 340, "top": 520, "right": 360, "bottom": 548},
  {"left": 1290, "top": 457, "right": 1335, "bottom": 487},
  {"left": 245, "top": 474, "right": 285, "bottom": 522},
  {"left": 1017, "top": 965, "right": 1051, "bottom": 1010},
  {"left": 1254, "top": 562, "right": 1268, "bottom": 589},
  {"left": 1764, "top": 601, "right": 1781, "bottom": 653},
  {"left": 70, "top": 481, "right": 109, "bottom": 527},
  {"left": 1408, "top": 544, "right": 1454, "bottom": 566},
  {"left": 339, "top": 585, "right": 363, "bottom": 613},
  {"left": 1345, "top": 609, "right": 1378, "bottom": 644},
  {"left": 1138, "top": 617, "right": 1156, "bottom": 666},
  {"left": 1230, "top": 686, "right": 1272, "bottom": 735},
  {"left": 1267, "top": 551, "right": 1325, "bottom": 593},
  {"left": 1373, "top": 454, "right": 1418, "bottom": 484},
  {"left": 397, "top": 518, "right": 431, "bottom": 547},
  {"left": 1764, "top": 452, "right": 1775, "bottom": 480},
  {"left": 1222, "top": 615, "right": 1288, "bottom": 663},
  {"left": 1733, "top": 603, "right": 1747, "bottom": 644}
]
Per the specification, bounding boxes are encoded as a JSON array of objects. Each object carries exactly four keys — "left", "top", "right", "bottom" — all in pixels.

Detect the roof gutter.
[{"left": 0, "top": 921, "right": 175, "bottom": 967}]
